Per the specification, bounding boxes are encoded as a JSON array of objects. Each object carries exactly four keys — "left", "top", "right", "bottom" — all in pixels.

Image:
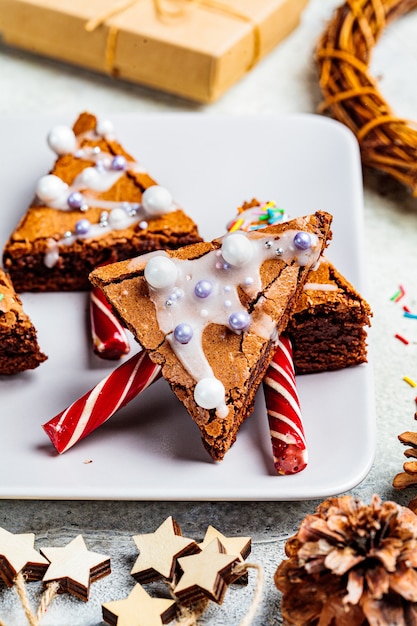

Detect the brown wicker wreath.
[{"left": 316, "top": 0, "right": 417, "bottom": 195}]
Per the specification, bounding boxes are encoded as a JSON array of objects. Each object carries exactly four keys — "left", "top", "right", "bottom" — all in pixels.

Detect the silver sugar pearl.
[
  {"left": 63, "top": 230, "right": 72, "bottom": 239},
  {"left": 264, "top": 240, "right": 273, "bottom": 249},
  {"left": 276, "top": 247, "right": 284, "bottom": 256},
  {"left": 80, "top": 204, "right": 89, "bottom": 212}
]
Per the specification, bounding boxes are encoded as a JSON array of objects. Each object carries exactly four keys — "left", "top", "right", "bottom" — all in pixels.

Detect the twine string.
[
  {"left": 14, "top": 573, "right": 38, "bottom": 626},
  {"left": 85, "top": 0, "right": 261, "bottom": 78},
  {"left": 36, "top": 582, "right": 60, "bottom": 622},
  {"left": 12, "top": 574, "right": 59, "bottom": 626},
  {"left": 233, "top": 562, "right": 264, "bottom": 626}
]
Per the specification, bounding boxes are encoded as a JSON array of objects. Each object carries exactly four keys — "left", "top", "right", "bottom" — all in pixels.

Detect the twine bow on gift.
[{"left": 85, "top": 0, "right": 262, "bottom": 81}]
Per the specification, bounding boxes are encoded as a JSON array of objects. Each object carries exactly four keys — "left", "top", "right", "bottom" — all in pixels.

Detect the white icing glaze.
[
  {"left": 138, "top": 228, "right": 321, "bottom": 416},
  {"left": 40, "top": 122, "right": 177, "bottom": 267},
  {"left": 303, "top": 282, "right": 338, "bottom": 292}
]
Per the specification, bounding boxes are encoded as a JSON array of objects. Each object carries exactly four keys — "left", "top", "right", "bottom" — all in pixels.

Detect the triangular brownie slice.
[
  {"left": 3, "top": 112, "right": 201, "bottom": 292},
  {"left": 90, "top": 211, "right": 332, "bottom": 461},
  {"left": 0, "top": 268, "right": 47, "bottom": 374}
]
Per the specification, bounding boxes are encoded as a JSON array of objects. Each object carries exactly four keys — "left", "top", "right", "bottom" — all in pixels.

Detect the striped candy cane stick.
[
  {"left": 43, "top": 350, "right": 162, "bottom": 453},
  {"left": 263, "top": 336, "right": 308, "bottom": 474},
  {"left": 90, "top": 284, "right": 131, "bottom": 360}
]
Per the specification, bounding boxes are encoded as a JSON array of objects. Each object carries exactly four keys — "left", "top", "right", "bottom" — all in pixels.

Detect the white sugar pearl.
[
  {"left": 95, "top": 118, "right": 114, "bottom": 138},
  {"left": 144, "top": 256, "right": 178, "bottom": 289},
  {"left": 142, "top": 186, "right": 173, "bottom": 216},
  {"left": 77, "top": 167, "right": 102, "bottom": 190},
  {"left": 36, "top": 175, "right": 68, "bottom": 203},
  {"left": 194, "top": 377, "right": 225, "bottom": 410},
  {"left": 221, "top": 233, "right": 253, "bottom": 267},
  {"left": 47, "top": 125, "right": 77, "bottom": 155},
  {"left": 108, "top": 208, "right": 130, "bottom": 230}
]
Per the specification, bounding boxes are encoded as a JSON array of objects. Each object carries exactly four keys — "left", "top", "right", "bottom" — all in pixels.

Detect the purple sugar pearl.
[
  {"left": 194, "top": 280, "right": 213, "bottom": 299},
  {"left": 67, "top": 191, "right": 84, "bottom": 209},
  {"left": 111, "top": 155, "right": 127, "bottom": 171},
  {"left": 229, "top": 311, "right": 251, "bottom": 332},
  {"left": 174, "top": 323, "right": 193, "bottom": 344},
  {"left": 293, "top": 231, "right": 312, "bottom": 250},
  {"left": 75, "top": 218, "right": 91, "bottom": 235}
]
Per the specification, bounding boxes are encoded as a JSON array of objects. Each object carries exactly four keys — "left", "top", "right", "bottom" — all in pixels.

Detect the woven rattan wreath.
[{"left": 316, "top": 0, "right": 417, "bottom": 195}]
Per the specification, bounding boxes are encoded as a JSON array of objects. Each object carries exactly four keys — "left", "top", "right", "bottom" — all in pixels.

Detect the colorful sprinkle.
[
  {"left": 390, "top": 285, "right": 406, "bottom": 302},
  {"left": 404, "top": 312, "right": 417, "bottom": 320},
  {"left": 228, "top": 218, "right": 244, "bottom": 232},
  {"left": 403, "top": 305, "right": 412, "bottom": 313},
  {"left": 403, "top": 376, "right": 417, "bottom": 388},
  {"left": 395, "top": 333, "right": 410, "bottom": 345}
]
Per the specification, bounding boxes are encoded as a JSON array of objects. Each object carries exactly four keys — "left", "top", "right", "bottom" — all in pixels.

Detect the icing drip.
[
  {"left": 139, "top": 229, "right": 321, "bottom": 416},
  {"left": 303, "top": 282, "right": 338, "bottom": 292},
  {"left": 39, "top": 120, "right": 176, "bottom": 267}
]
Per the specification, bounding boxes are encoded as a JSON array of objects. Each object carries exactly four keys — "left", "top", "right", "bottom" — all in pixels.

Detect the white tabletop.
[{"left": 1, "top": 1, "right": 417, "bottom": 624}]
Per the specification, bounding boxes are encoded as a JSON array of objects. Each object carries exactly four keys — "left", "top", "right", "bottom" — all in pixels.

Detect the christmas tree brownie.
[
  {"left": 90, "top": 211, "right": 332, "bottom": 461},
  {"left": 3, "top": 112, "right": 202, "bottom": 292}
]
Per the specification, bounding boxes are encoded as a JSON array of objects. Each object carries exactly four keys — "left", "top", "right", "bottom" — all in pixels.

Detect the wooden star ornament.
[
  {"left": 0, "top": 526, "right": 49, "bottom": 586},
  {"left": 102, "top": 583, "right": 177, "bottom": 626},
  {"left": 131, "top": 516, "right": 199, "bottom": 583},
  {"left": 174, "top": 538, "right": 240, "bottom": 606},
  {"left": 40, "top": 534, "right": 111, "bottom": 601},
  {"left": 198, "top": 525, "right": 251, "bottom": 584},
  {"left": 199, "top": 525, "right": 251, "bottom": 560}
]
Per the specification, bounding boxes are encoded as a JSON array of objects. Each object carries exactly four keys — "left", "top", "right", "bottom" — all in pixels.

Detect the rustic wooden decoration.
[
  {"left": 174, "top": 538, "right": 240, "bottom": 606},
  {"left": 131, "top": 516, "right": 199, "bottom": 583},
  {"left": 40, "top": 534, "right": 111, "bottom": 601},
  {"left": 316, "top": 0, "right": 417, "bottom": 195},
  {"left": 0, "top": 526, "right": 49, "bottom": 586},
  {"left": 199, "top": 525, "right": 251, "bottom": 561},
  {"left": 102, "top": 583, "right": 177, "bottom": 626},
  {"left": 199, "top": 525, "right": 251, "bottom": 584}
]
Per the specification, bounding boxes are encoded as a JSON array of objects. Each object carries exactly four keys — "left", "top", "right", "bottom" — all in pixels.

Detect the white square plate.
[{"left": 0, "top": 113, "right": 375, "bottom": 500}]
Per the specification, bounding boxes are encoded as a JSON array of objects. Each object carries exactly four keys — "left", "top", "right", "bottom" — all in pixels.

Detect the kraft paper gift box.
[{"left": 0, "top": 0, "right": 309, "bottom": 103}]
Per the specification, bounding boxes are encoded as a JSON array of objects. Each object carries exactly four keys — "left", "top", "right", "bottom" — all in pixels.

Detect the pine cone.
[{"left": 274, "top": 495, "right": 417, "bottom": 625}]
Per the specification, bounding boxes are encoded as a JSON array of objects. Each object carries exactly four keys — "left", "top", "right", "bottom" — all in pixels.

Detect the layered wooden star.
[
  {"left": 174, "top": 538, "right": 240, "bottom": 605},
  {"left": 0, "top": 527, "right": 49, "bottom": 586},
  {"left": 102, "top": 583, "right": 177, "bottom": 626},
  {"left": 198, "top": 525, "right": 251, "bottom": 584},
  {"left": 131, "top": 516, "right": 199, "bottom": 583},
  {"left": 40, "top": 534, "right": 111, "bottom": 601},
  {"left": 198, "top": 526, "right": 251, "bottom": 561}
]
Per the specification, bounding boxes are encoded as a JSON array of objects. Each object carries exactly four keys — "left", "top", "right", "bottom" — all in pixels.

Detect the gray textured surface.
[{"left": 1, "top": 0, "right": 417, "bottom": 623}]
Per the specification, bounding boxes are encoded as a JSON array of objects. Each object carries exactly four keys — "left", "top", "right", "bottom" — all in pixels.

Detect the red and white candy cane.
[
  {"left": 43, "top": 350, "right": 162, "bottom": 453},
  {"left": 263, "top": 335, "right": 308, "bottom": 474},
  {"left": 90, "top": 284, "right": 131, "bottom": 360}
]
